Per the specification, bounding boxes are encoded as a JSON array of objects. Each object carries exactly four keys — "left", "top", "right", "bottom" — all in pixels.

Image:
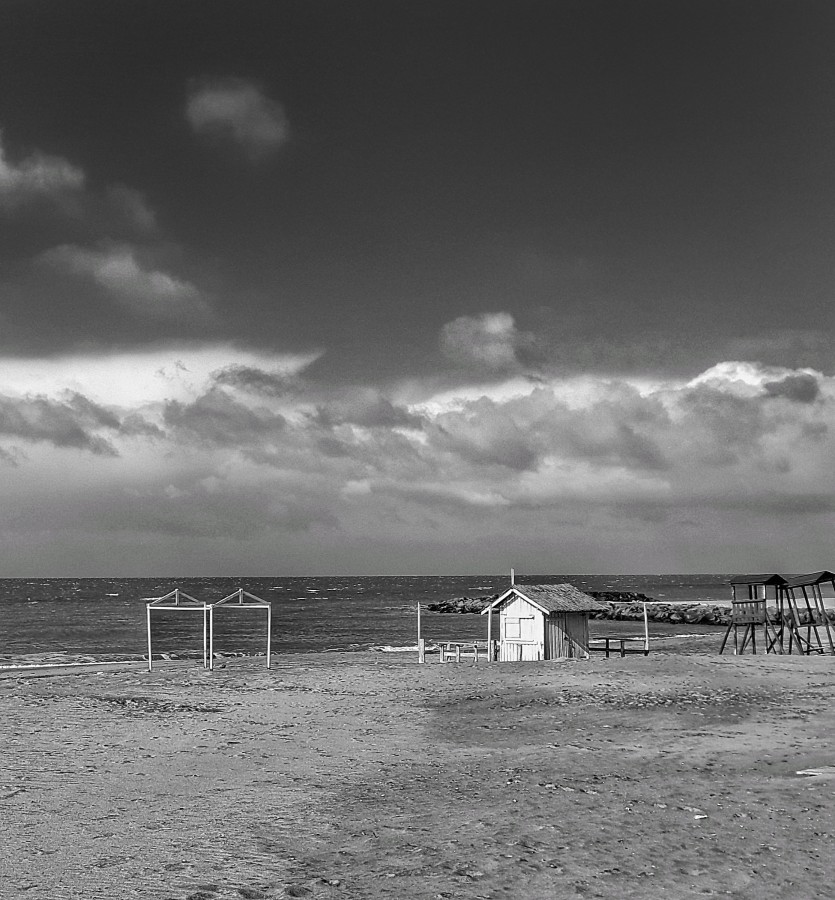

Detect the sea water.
[{"left": 0, "top": 574, "right": 736, "bottom": 666}]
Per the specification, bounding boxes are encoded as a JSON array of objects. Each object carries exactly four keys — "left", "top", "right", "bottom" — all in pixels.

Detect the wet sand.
[{"left": 2, "top": 634, "right": 835, "bottom": 899}]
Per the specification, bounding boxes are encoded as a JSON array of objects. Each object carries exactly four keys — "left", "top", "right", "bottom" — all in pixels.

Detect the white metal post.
[
  {"left": 266, "top": 605, "right": 272, "bottom": 668},
  {"left": 146, "top": 605, "right": 153, "bottom": 672},
  {"left": 202, "top": 605, "right": 208, "bottom": 668},
  {"left": 487, "top": 607, "right": 493, "bottom": 662},
  {"left": 209, "top": 604, "right": 214, "bottom": 671},
  {"left": 643, "top": 602, "right": 649, "bottom": 653}
]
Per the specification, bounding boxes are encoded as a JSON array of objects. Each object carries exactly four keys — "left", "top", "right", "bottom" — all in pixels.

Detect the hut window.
[{"left": 505, "top": 618, "right": 521, "bottom": 638}]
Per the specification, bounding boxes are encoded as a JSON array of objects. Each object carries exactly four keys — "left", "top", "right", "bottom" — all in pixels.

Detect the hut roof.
[
  {"left": 784, "top": 571, "right": 835, "bottom": 588},
  {"left": 729, "top": 574, "right": 787, "bottom": 585},
  {"left": 481, "top": 583, "right": 607, "bottom": 615}
]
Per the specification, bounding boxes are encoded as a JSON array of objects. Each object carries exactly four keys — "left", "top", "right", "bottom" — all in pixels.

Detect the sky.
[{"left": 0, "top": 0, "right": 834, "bottom": 575}]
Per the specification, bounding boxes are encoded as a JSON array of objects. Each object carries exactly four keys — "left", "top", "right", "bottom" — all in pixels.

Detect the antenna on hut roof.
[{"left": 510, "top": 567, "right": 515, "bottom": 586}]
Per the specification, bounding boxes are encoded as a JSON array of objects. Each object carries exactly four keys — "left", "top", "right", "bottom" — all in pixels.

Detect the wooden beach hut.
[{"left": 480, "top": 583, "right": 606, "bottom": 661}]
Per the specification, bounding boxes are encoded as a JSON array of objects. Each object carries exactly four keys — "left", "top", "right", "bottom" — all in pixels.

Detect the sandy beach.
[{"left": 3, "top": 634, "right": 835, "bottom": 899}]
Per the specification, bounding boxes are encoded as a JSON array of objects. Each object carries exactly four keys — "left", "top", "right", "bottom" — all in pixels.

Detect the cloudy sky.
[{"left": 0, "top": 1, "right": 834, "bottom": 575}]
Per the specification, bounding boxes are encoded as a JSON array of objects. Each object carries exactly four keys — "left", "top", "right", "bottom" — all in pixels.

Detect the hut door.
[{"left": 502, "top": 615, "right": 540, "bottom": 660}]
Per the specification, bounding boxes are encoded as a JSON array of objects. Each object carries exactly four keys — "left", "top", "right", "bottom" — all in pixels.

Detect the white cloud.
[
  {"left": 1, "top": 348, "right": 834, "bottom": 572},
  {"left": 0, "top": 344, "right": 322, "bottom": 409},
  {"left": 186, "top": 77, "right": 289, "bottom": 160},
  {"left": 0, "top": 129, "right": 164, "bottom": 242},
  {"left": 0, "top": 131, "right": 85, "bottom": 209},
  {"left": 40, "top": 243, "right": 213, "bottom": 322},
  {"left": 686, "top": 360, "right": 822, "bottom": 396},
  {"left": 440, "top": 311, "right": 527, "bottom": 370}
]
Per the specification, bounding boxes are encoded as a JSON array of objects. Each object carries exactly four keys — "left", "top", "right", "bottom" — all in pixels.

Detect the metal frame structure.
[
  {"left": 145, "top": 589, "right": 207, "bottom": 671},
  {"left": 145, "top": 587, "right": 272, "bottom": 671},
  {"left": 209, "top": 589, "right": 272, "bottom": 670}
]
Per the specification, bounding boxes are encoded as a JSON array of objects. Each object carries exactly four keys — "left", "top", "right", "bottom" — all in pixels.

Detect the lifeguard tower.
[
  {"left": 779, "top": 572, "right": 835, "bottom": 655},
  {"left": 719, "top": 574, "right": 786, "bottom": 655}
]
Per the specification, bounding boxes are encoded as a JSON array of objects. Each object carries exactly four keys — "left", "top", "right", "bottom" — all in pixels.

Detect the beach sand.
[{"left": 2, "top": 634, "right": 835, "bottom": 899}]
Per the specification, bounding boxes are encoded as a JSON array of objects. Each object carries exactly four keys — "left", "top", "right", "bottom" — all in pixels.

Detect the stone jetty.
[
  {"left": 426, "top": 591, "right": 733, "bottom": 625},
  {"left": 427, "top": 592, "right": 835, "bottom": 627}
]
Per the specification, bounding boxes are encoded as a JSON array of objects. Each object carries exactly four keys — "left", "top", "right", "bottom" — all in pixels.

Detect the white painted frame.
[{"left": 145, "top": 587, "right": 272, "bottom": 671}]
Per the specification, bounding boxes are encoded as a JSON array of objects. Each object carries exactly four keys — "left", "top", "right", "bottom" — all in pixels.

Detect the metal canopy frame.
[
  {"left": 145, "top": 589, "right": 207, "bottom": 671},
  {"left": 208, "top": 589, "right": 272, "bottom": 671},
  {"left": 145, "top": 587, "right": 272, "bottom": 671}
]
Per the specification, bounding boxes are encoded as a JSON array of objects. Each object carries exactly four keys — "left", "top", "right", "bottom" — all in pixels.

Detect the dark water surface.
[{"left": 0, "top": 574, "right": 734, "bottom": 665}]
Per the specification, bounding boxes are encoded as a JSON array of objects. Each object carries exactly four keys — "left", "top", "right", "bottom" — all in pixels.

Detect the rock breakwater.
[
  {"left": 587, "top": 590, "right": 654, "bottom": 604},
  {"left": 589, "top": 601, "right": 731, "bottom": 626},
  {"left": 427, "top": 594, "right": 835, "bottom": 627},
  {"left": 426, "top": 593, "right": 733, "bottom": 625},
  {"left": 427, "top": 590, "right": 655, "bottom": 614}
]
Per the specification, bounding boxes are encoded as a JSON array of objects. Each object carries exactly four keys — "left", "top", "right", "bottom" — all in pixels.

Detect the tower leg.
[{"left": 719, "top": 622, "right": 733, "bottom": 655}]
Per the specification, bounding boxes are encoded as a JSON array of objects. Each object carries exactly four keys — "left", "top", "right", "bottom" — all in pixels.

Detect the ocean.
[{"left": 0, "top": 574, "right": 736, "bottom": 667}]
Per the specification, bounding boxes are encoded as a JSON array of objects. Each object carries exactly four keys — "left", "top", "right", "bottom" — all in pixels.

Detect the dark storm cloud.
[
  {"left": 213, "top": 365, "right": 300, "bottom": 398},
  {"left": 164, "top": 387, "right": 286, "bottom": 446},
  {"left": 119, "top": 412, "right": 166, "bottom": 438},
  {"left": 0, "top": 393, "right": 119, "bottom": 455},
  {"left": 429, "top": 411, "right": 539, "bottom": 472},
  {"left": 315, "top": 395, "right": 424, "bottom": 430},
  {"left": 673, "top": 385, "right": 766, "bottom": 466},
  {"left": 763, "top": 373, "right": 820, "bottom": 404},
  {"left": 565, "top": 421, "right": 670, "bottom": 472},
  {"left": 1, "top": 1, "right": 835, "bottom": 572}
]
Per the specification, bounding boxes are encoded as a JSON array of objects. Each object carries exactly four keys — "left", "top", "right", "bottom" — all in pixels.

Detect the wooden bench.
[
  {"left": 438, "top": 641, "right": 491, "bottom": 663},
  {"left": 588, "top": 635, "right": 649, "bottom": 658}
]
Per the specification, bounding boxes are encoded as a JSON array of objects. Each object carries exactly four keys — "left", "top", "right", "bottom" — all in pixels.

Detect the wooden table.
[{"left": 588, "top": 635, "right": 649, "bottom": 658}]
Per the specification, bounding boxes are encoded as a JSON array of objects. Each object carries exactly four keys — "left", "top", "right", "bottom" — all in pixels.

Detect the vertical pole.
[
  {"left": 487, "top": 607, "right": 493, "bottom": 662},
  {"left": 202, "top": 605, "right": 208, "bottom": 668},
  {"left": 802, "top": 586, "right": 817, "bottom": 653},
  {"left": 266, "top": 604, "right": 272, "bottom": 668},
  {"left": 510, "top": 568, "right": 515, "bottom": 586},
  {"left": 209, "top": 604, "right": 214, "bottom": 671},
  {"left": 146, "top": 605, "right": 153, "bottom": 672},
  {"left": 417, "top": 602, "right": 424, "bottom": 663},
  {"left": 818, "top": 583, "right": 835, "bottom": 655},
  {"left": 643, "top": 602, "right": 649, "bottom": 654}
]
